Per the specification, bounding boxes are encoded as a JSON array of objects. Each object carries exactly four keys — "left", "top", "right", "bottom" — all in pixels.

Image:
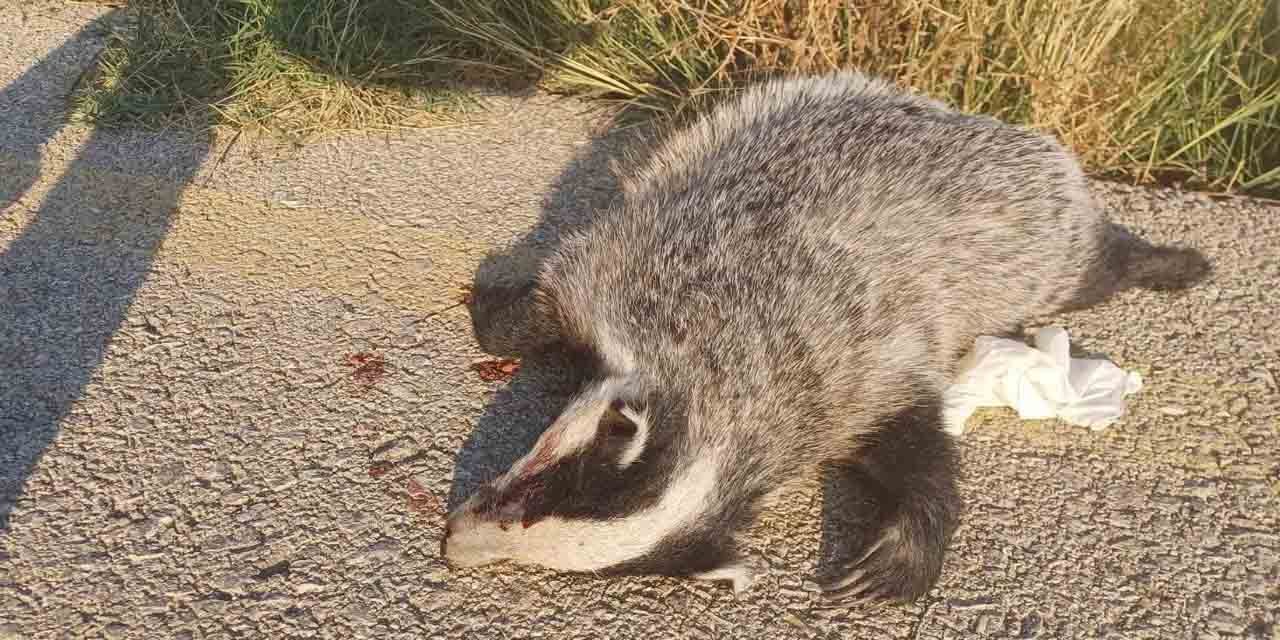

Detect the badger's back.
[{"left": 545, "top": 73, "right": 1101, "bottom": 393}]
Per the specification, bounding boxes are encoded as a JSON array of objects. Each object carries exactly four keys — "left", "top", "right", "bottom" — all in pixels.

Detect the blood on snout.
[
  {"left": 518, "top": 479, "right": 547, "bottom": 529},
  {"left": 467, "top": 428, "right": 566, "bottom": 530}
]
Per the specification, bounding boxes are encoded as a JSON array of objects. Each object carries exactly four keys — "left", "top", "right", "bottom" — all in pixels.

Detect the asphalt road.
[{"left": 2, "top": 3, "right": 1277, "bottom": 639}]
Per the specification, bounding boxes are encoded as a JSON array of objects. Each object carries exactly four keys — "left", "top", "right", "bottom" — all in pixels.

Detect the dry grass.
[{"left": 75, "top": 0, "right": 1280, "bottom": 194}]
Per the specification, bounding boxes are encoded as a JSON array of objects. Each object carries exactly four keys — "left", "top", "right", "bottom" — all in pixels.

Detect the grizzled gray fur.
[{"left": 446, "top": 70, "right": 1211, "bottom": 604}]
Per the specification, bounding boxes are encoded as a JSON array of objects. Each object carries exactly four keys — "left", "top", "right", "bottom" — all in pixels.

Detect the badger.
[{"left": 441, "top": 71, "right": 1210, "bottom": 604}]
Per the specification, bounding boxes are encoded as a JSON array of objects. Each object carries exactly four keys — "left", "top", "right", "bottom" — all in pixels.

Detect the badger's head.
[{"left": 440, "top": 372, "right": 764, "bottom": 592}]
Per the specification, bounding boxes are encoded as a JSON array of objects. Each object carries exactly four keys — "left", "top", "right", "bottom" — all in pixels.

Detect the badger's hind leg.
[{"left": 819, "top": 392, "right": 961, "bottom": 605}]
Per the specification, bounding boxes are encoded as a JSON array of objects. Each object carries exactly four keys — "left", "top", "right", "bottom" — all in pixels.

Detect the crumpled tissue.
[{"left": 942, "top": 326, "right": 1143, "bottom": 436}]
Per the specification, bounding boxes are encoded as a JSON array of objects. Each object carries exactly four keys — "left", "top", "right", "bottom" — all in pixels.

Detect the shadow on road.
[
  {"left": 443, "top": 128, "right": 633, "bottom": 511},
  {"left": 0, "top": 11, "right": 214, "bottom": 529}
]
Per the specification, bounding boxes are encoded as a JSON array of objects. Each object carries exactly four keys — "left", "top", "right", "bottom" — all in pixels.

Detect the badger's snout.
[
  {"left": 440, "top": 507, "right": 500, "bottom": 567},
  {"left": 440, "top": 483, "right": 524, "bottom": 567}
]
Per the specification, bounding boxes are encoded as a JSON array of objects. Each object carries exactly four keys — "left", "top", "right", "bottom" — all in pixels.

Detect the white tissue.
[{"left": 942, "top": 326, "right": 1143, "bottom": 436}]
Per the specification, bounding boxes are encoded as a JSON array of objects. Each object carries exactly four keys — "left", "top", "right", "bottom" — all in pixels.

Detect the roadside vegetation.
[{"left": 74, "top": 0, "right": 1280, "bottom": 194}]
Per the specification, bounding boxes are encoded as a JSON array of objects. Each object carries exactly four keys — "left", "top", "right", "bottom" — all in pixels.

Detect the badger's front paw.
[
  {"left": 818, "top": 504, "right": 951, "bottom": 605},
  {"left": 818, "top": 387, "right": 961, "bottom": 606}
]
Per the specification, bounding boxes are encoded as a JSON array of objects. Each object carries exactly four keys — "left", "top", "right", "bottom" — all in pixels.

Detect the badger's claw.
[{"left": 818, "top": 520, "right": 942, "bottom": 605}]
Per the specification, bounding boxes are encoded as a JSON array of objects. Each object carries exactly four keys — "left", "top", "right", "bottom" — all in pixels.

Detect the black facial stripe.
[
  {"left": 500, "top": 392, "right": 686, "bottom": 528},
  {"left": 518, "top": 436, "right": 671, "bottom": 527},
  {"left": 605, "top": 524, "right": 738, "bottom": 577},
  {"left": 608, "top": 446, "right": 773, "bottom": 577}
]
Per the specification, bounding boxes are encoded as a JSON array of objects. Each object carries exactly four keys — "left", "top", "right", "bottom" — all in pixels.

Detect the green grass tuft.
[{"left": 73, "top": 0, "right": 1280, "bottom": 195}]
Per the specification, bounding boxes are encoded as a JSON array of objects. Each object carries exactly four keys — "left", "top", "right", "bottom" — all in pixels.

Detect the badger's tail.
[
  {"left": 1112, "top": 224, "right": 1212, "bottom": 291},
  {"left": 1059, "top": 223, "right": 1212, "bottom": 312}
]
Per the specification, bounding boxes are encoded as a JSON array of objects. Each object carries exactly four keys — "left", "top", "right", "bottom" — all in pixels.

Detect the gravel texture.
[{"left": 2, "top": 3, "right": 1278, "bottom": 639}]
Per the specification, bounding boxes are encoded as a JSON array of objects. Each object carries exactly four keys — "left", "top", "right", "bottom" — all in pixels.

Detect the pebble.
[
  {"left": 781, "top": 613, "right": 812, "bottom": 632},
  {"left": 348, "top": 538, "right": 402, "bottom": 564},
  {"left": 977, "top": 614, "right": 1001, "bottom": 635},
  {"left": 1251, "top": 368, "right": 1277, "bottom": 391},
  {"left": 219, "top": 573, "right": 252, "bottom": 596},
  {"left": 383, "top": 383, "right": 418, "bottom": 402},
  {"left": 1206, "top": 614, "right": 1246, "bottom": 634},
  {"left": 1018, "top": 613, "right": 1043, "bottom": 638},
  {"left": 1227, "top": 396, "right": 1249, "bottom": 416},
  {"left": 414, "top": 591, "right": 456, "bottom": 611},
  {"left": 949, "top": 597, "right": 999, "bottom": 611},
  {"left": 1185, "top": 484, "right": 1217, "bottom": 499},
  {"left": 1205, "top": 599, "right": 1244, "bottom": 617},
  {"left": 372, "top": 436, "right": 416, "bottom": 461}
]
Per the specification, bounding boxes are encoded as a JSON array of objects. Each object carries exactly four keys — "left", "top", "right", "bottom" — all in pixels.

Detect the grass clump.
[
  {"left": 76, "top": 0, "right": 1280, "bottom": 195},
  {"left": 75, "top": 0, "right": 483, "bottom": 135}
]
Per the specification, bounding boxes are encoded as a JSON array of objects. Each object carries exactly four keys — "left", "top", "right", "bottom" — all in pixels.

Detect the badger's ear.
[
  {"left": 599, "top": 396, "right": 649, "bottom": 467},
  {"left": 600, "top": 399, "right": 639, "bottom": 439}
]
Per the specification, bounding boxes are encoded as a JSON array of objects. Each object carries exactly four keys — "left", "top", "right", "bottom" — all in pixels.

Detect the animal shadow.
[
  {"left": 445, "top": 124, "right": 635, "bottom": 511},
  {"left": 445, "top": 349, "right": 586, "bottom": 511}
]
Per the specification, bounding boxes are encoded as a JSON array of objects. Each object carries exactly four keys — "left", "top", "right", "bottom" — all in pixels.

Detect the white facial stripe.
[
  {"left": 450, "top": 450, "right": 722, "bottom": 573},
  {"left": 616, "top": 406, "right": 649, "bottom": 468},
  {"left": 488, "top": 376, "right": 638, "bottom": 495},
  {"left": 546, "top": 378, "right": 624, "bottom": 459}
]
